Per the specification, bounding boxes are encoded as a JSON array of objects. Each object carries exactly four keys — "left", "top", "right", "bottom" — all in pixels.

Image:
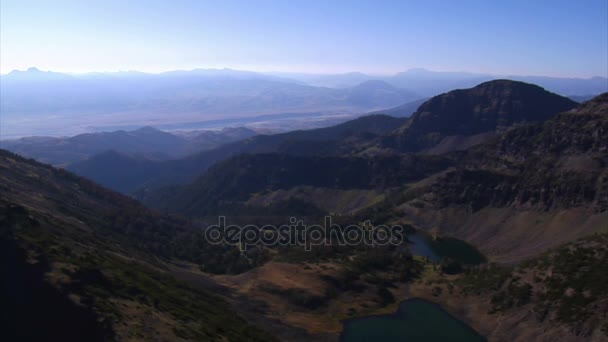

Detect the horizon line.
[{"left": 1, "top": 66, "right": 606, "bottom": 80}]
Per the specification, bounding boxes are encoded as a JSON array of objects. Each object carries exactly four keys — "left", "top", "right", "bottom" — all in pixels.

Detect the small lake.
[
  {"left": 407, "top": 232, "right": 486, "bottom": 265},
  {"left": 340, "top": 298, "right": 486, "bottom": 342}
]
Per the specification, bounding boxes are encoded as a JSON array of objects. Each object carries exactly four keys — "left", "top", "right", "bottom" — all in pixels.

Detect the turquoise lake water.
[
  {"left": 340, "top": 298, "right": 486, "bottom": 342},
  {"left": 407, "top": 232, "right": 486, "bottom": 265}
]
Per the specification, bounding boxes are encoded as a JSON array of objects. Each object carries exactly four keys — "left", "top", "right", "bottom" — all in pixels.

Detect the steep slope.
[
  {"left": 405, "top": 232, "right": 608, "bottom": 341},
  {"left": 381, "top": 80, "right": 578, "bottom": 153},
  {"left": 388, "top": 93, "right": 608, "bottom": 261},
  {"left": 69, "top": 114, "right": 407, "bottom": 193},
  {"left": 455, "top": 233, "right": 608, "bottom": 339},
  {"left": 0, "top": 149, "right": 275, "bottom": 341}
]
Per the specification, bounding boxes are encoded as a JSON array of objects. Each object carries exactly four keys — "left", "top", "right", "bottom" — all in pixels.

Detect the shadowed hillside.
[{"left": 0, "top": 149, "right": 276, "bottom": 341}]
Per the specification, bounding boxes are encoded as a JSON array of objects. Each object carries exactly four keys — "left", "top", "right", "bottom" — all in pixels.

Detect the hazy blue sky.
[{"left": 1, "top": 0, "right": 607, "bottom": 77}]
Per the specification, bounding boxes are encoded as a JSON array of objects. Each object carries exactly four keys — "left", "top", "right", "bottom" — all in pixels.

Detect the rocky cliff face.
[{"left": 428, "top": 93, "right": 608, "bottom": 211}]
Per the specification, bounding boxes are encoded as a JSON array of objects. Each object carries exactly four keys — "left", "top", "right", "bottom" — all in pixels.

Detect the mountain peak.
[
  {"left": 471, "top": 79, "right": 545, "bottom": 91},
  {"left": 5, "top": 67, "right": 71, "bottom": 81},
  {"left": 384, "top": 79, "right": 578, "bottom": 152},
  {"left": 413, "top": 79, "right": 577, "bottom": 124}
]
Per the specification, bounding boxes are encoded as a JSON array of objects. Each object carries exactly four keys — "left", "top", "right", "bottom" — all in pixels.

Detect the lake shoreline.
[{"left": 339, "top": 297, "right": 486, "bottom": 341}]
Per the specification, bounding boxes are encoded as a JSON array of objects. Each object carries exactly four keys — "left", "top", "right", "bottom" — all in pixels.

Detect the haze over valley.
[{"left": 1, "top": 67, "right": 606, "bottom": 138}]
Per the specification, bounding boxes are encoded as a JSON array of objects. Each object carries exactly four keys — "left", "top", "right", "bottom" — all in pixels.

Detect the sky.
[{"left": 1, "top": 0, "right": 607, "bottom": 77}]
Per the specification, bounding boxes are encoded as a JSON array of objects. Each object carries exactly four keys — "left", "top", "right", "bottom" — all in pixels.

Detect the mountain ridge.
[
  {"left": 68, "top": 114, "right": 408, "bottom": 193},
  {"left": 3, "top": 126, "right": 257, "bottom": 165},
  {"left": 67, "top": 80, "right": 580, "bottom": 194}
]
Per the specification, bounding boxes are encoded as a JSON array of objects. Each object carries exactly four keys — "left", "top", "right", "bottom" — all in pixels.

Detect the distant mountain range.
[
  {"left": 0, "top": 67, "right": 419, "bottom": 138},
  {"left": 273, "top": 68, "right": 607, "bottom": 96},
  {"left": 1, "top": 67, "right": 605, "bottom": 138}
]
